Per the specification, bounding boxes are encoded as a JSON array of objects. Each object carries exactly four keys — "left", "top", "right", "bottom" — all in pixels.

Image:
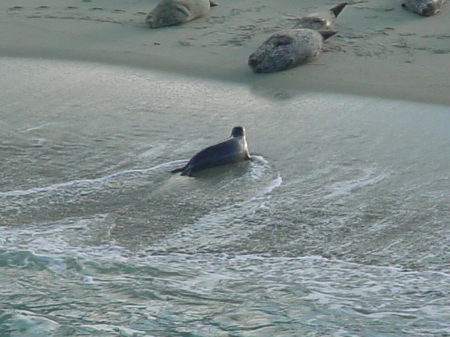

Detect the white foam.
[
  {"left": 83, "top": 275, "right": 94, "bottom": 284},
  {"left": 0, "top": 159, "right": 187, "bottom": 198},
  {"left": 248, "top": 155, "right": 270, "bottom": 180},
  {"left": 20, "top": 123, "right": 56, "bottom": 133},
  {"left": 324, "top": 168, "right": 389, "bottom": 199},
  {"left": 256, "top": 175, "right": 282, "bottom": 196}
]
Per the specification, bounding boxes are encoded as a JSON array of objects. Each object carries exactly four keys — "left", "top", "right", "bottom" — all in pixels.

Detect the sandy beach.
[{"left": 1, "top": 0, "right": 449, "bottom": 105}]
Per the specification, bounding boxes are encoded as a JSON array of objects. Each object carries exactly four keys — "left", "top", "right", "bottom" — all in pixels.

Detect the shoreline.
[{"left": 1, "top": 0, "right": 449, "bottom": 105}]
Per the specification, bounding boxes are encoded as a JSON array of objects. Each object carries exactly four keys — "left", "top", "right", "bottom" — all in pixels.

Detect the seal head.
[
  {"left": 146, "top": 0, "right": 217, "bottom": 28},
  {"left": 294, "top": 2, "right": 348, "bottom": 30},
  {"left": 248, "top": 29, "right": 337, "bottom": 73},
  {"left": 171, "top": 126, "right": 251, "bottom": 177},
  {"left": 402, "top": 0, "right": 446, "bottom": 16},
  {"left": 231, "top": 126, "right": 245, "bottom": 137}
]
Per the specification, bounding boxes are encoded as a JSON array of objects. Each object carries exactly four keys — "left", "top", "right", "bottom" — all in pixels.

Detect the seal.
[
  {"left": 248, "top": 29, "right": 337, "bottom": 73},
  {"left": 401, "top": 0, "right": 446, "bottom": 16},
  {"left": 146, "top": 0, "right": 218, "bottom": 28},
  {"left": 171, "top": 126, "right": 251, "bottom": 176},
  {"left": 294, "top": 2, "right": 348, "bottom": 30}
]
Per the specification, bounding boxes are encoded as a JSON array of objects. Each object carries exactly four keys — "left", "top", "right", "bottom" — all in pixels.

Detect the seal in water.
[
  {"left": 401, "top": 0, "right": 446, "bottom": 16},
  {"left": 146, "top": 0, "right": 218, "bottom": 28},
  {"left": 171, "top": 126, "right": 251, "bottom": 176},
  {"left": 294, "top": 2, "right": 347, "bottom": 30},
  {"left": 248, "top": 29, "right": 337, "bottom": 73}
]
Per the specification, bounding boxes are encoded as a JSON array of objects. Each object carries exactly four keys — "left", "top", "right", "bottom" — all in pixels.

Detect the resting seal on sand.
[
  {"left": 171, "top": 126, "right": 251, "bottom": 176},
  {"left": 294, "top": 2, "right": 347, "bottom": 30},
  {"left": 401, "top": 0, "right": 446, "bottom": 16},
  {"left": 248, "top": 29, "right": 337, "bottom": 73},
  {"left": 146, "top": 0, "right": 218, "bottom": 28}
]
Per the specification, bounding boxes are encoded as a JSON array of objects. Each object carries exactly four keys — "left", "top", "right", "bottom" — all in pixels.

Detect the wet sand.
[{"left": 1, "top": 0, "right": 449, "bottom": 105}]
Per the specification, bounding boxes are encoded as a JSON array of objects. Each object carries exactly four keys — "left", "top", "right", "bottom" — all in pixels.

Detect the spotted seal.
[
  {"left": 402, "top": 0, "right": 446, "bottom": 16},
  {"left": 294, "top": 2, "right": 348, "bottom": 30},
  {"left": 171, "top": 126, "right": 251, "bottom": 176},
  {"left": 146, "top": 0, "right": 218, "bottom": 28},
  {"left": 248, "top": 29, "right": 337, "bottom": 73}
]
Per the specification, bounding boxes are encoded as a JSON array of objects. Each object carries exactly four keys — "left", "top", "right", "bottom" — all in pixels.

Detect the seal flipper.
[
  {"left": 330, "top": 2, "right": 348, "bottom": 17},
  {"left": 210, "top": 0, "right": 219, "bottom": 7},
  {"left": 319, "top": 30, "right": 337, "bottom": 40},
  {"left": 180, "top": 168, "right": 193, "bottom": 176}
]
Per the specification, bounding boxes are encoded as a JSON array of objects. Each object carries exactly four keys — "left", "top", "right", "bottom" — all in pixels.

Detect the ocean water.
[{"left": 0, "top": 57, "right": 449, "bottom": 337}]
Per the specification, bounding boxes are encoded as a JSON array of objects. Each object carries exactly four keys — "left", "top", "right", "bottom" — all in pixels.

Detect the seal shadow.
[{"left": 172, "top": 160, "right": 252, "bottom": 180}]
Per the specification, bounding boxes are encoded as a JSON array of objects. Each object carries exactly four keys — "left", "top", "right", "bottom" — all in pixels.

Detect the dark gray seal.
[
  {"left": 402, "top": 0, "right": 446, "bottom": 16},
  {"left": 146, "top": 0, "right": 218, "bottom": 28},
  {"left": 248, "top": 29, "right": 337, "bottom": 73},
  {"left": 171, "top": 126, "right": 251, "bottom": 176},
  {"left": 294, "top": 2, "right": 348, "bottom": 30}
]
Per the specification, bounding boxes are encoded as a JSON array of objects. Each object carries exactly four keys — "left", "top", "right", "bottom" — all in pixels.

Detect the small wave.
[
  {"left": 193, "top": 175, "right": 282, "bottom": 226},
  {"left": 248, "top": 155, "right": 270, "bottom": 180},
  {"left": 256, "top": 175, "right": 282, "bottom": 197},
  {"left": 0, "top": 215, "right": 127, "bottom": 264},
  {"left": 6, "top": 312, "right": 60, "bottom": 337},
  {"left": 324, "top": 168, "right": 389, "bottom": 199},
  {"left": 0, "top": 249, "right": 68, "bottom": 273},
  {"left": 20, "top": 122, "right": 56, "bottom": 133},
  {"left": 150, "top": 175, "right": 283, "bottom": 252},
  {"left": 0, "top": 159, "right": 187, "bottom": 198}
]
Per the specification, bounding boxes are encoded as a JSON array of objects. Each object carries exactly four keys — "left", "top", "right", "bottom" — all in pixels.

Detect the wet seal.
[
  {"left": 294, "top": 2, "right": 347, "bottom": 30},
  {"left": 402, "top": 0, "right": 446, "bottom": 16},
  {"left": 171, "top": 126, "right": 251, "bottom": 177},
  {"left": 146, "top": 0, "right": 218, "bottom": 28},
  {"left": 248, "top": 29, "right": 337, "bottom": 73}
]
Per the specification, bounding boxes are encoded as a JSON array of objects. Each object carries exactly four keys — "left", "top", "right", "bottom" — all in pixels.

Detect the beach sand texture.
[{"left": 1, "top": 0, "right": 449, "bottom": 104}]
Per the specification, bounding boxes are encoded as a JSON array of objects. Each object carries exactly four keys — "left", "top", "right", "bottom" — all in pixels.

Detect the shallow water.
[{"left": 0, "top": 57, "right": 449, "bottom": 337}]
